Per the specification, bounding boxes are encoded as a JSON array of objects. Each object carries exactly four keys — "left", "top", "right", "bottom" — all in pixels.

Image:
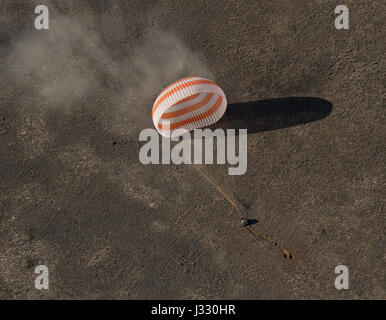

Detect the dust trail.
[
  {"left": 4, "top": 14, "right": 214, "bottom": 128},
  {"left": 1, "top": 10, "right": 215, "bottom": 165}
]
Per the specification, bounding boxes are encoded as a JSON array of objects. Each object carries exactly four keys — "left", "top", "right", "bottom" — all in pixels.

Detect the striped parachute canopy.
[{"left": 152, "top": 77, "right": 227, "bottom": 137}]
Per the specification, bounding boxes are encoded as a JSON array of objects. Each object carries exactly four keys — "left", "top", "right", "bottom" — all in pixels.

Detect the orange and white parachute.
[{"left": 152, "top": 77, "right": 227, "bottom": 137}]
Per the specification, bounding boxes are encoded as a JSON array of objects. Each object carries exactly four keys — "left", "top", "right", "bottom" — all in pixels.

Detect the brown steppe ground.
[{"left": 0, "top": 1, "right": 384, "bottom": 299}]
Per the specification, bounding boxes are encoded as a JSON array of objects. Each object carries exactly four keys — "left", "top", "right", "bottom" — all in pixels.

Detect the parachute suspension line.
[
  {"left": 193, "top": 165, "right": 246, "bottom": 217},
  {"left": 193, "top": 165, "right": 295, "bottom": 261}
]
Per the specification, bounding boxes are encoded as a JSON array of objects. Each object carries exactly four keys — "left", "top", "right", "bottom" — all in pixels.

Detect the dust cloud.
[{"left": 4, "top": 15, "right": 214, "bottom": 129}]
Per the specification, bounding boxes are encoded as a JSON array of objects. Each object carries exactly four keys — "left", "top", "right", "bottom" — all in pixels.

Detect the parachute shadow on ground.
[{"left": 209, "top": 97, "right": 333, "bottom": 135}]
